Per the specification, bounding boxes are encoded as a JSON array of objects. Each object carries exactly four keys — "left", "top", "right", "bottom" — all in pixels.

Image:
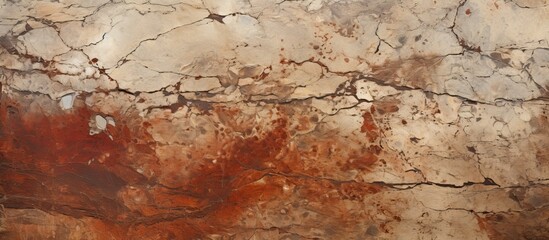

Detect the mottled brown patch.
[
  {"left": 477, "top": 208, "right": 549, "bottom": 240},
  {"left": 295, "top": 115, "right": 311, "bottom": 131},
  {"left": 530, "top": 113, "right": 549, "bottom": 167},
  {"left": 370, "top": 55, "right": 443, "bottom": 89},
  {"left": 459, "top": 39, "right": 482, "bottom": 52},
  {"left": 373, "top": 99, "right": 401, "bottom": 115},
  {"left": 361, "top": 111, "right": 379, "bottom": 142},
  {"left": 338, "top": 182, "right": 382, "bottom": 201},
  {"left": 342, "top": 151, "right": 378, "bottom": 171}
]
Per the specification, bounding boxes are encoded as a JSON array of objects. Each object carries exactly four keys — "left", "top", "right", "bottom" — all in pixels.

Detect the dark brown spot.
[{"left": 206, "top": 13, "right": 225, "bottom": 23}]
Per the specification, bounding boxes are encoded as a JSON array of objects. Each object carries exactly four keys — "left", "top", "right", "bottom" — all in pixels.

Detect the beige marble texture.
[{"left": 0, "top": 0, "right": 548, "bottom": 239}]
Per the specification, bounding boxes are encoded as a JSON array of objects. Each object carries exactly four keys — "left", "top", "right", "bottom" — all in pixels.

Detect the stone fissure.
[{"left": 1, "top": 0, "right": 548, "bottom": 239}]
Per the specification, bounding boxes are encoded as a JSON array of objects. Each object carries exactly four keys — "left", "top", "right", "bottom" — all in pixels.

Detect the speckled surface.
[{"left": 1, "top": 0, "right": 548, "bottom": 239}]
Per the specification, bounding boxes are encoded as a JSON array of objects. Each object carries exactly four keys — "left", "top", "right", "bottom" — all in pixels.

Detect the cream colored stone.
[
  {"left": 180, "top": 77, "right": 221, "bottom": 92},
  {"left": 437, "top": 53, "right": 540, "bottom": 102},
  {"left": 355, "top": 80, "right": 399, "bottom": 101},
  {"left": 59, "top": 92, "right": 76, "bottom": 110},
  {"left": 17, "top": 27, "right": 70, "bottom": 60},
  {"left": 528, "top": 49, "right": 549, "bottom": 91},
  {"left": 10, "top": 73, "right": 68, "bottom": 98},
  {"left": 281, "top": 62, "right": 322, "bottom": 86},
  {"left": 109, "top": 61, "right": 181, "bottom": 92},
  {"left": 202, "top": 0, "right": 251, "bottom": 15},
  {"left": 80, "top": 4, "right": 209, "bottom": 68},
  {"left": 95, "top": 115, "right": 107, "bottom": 130},
  {"left": 455, "top": 0, "right": 549, "bottom": 51},
  {"left": 290, "top": 75, "right": 347, "bottom": 98}
]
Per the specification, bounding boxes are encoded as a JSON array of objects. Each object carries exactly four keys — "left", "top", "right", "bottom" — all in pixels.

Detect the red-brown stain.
[
  {"left": 0, "top": 96, "right": 144, "bottom": 222},
  {"left": 338, "top": 181, "right": 382, "bottom": 201},
  {"left": 465, "top": 8, "right": 471, "bottom": 15},
  {"left": 361, "top": 110, "right": 379, "bottom": 142},
  {"left": 0, "top": 94, "right": 388, "bottom": 239},
  {"left": 296, "top": 115, "right": 311, "bottom": 131},
  {"left": 0, "top": 96, "right": 282, "bottom": 238},
  {"left": 343, "top": 150, "right": 378, "bottom": 171},
  {"left": 181, "top": 117, "right": 288, "bottom": 209}
]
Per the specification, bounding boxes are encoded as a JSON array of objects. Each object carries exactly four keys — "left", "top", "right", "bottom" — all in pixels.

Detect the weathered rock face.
[{"left": 0, "top": 0, "right": 548, "bottom": 239}]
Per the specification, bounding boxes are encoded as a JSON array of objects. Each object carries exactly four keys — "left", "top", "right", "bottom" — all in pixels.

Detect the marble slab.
[{"left": 0, "top": 0, "right": 548, "bottom": 239}]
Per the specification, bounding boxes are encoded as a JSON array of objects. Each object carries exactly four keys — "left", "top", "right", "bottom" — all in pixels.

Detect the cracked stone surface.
[{"left": 0, "top": 0, "right": 548, "bottom": 239}]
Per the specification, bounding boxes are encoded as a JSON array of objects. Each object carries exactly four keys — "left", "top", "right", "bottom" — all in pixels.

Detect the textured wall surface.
[{"left": 0, "top": 0, "right": 548, "bottom": 239}]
